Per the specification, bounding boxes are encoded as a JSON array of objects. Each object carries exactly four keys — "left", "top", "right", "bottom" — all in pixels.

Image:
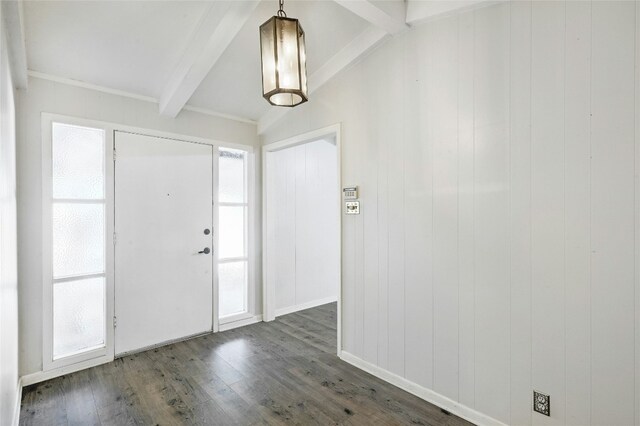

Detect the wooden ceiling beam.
[
  {"left": 159, "top": 1, "right": 259, "bottom": 118},
  {"left": 334, "top": 0, "right": 408, "bottom": 35}
]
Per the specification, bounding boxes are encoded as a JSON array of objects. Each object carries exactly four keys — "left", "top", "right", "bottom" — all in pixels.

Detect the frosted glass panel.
[
  {"left": 53, "top": 203, "right": 105, "bottom": 278},
  {"left": 219, "top": 261, "right": 247, "bottom": 317},
  {"left": 275, "top": 18, "right": 301, "bottom": 90},
  {"left": 219, "top": 206, "right": 245, "bottom": 259},
  {"left": 53, "top": 277, "right": 105, "bottom": 359},
  {"left": 52, "top": 123, "right": 105, "bottom": 199},
  {"left": 219, "top": 148, "right": 245, "bottom": 203}
]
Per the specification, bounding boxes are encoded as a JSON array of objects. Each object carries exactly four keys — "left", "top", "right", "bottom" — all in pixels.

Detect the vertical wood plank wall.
[
  {"left": 261, "top": 1, "right": 640, "bottom": 424},
  {"left": 266, "top": 140, "right": 339, "bottom": 314}
]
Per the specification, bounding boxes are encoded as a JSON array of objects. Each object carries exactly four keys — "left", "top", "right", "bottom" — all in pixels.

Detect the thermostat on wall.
[
  {"left": 343, "top": 186, "right": 358, "bottom": 200},
  {"left": 345, "top": 201, "right": 360, "bottom": 215}
]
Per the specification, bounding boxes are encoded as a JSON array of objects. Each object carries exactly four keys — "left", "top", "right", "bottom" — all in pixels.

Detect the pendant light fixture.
[{"left": 260, "top": 0, "right": 308, "bottom": 107}]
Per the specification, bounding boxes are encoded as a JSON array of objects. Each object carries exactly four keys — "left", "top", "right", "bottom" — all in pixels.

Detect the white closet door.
[{"left": 114, "top": 131, "right": 213, "bottom": 356}]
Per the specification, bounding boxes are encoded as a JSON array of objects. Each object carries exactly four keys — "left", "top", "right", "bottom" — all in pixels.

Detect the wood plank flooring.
[{"left": 20, "top": 303, "right": 473, "bottom": 425}]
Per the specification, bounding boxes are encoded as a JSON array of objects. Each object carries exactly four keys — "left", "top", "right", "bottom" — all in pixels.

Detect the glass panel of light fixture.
[
  {"left": 260, "top": 18, "right": 277, "bottom": 94},
  {"left": 298, "top": 29, "right": 308, "bottom": 97},
  {"left": 275, "top": 18, "right": 300, "bottom": 91}
]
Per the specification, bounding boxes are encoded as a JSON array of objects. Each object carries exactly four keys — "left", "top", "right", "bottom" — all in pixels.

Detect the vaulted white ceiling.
[
  {"left": 187, "top": 0, "right": 369, "bottom": 121},
  {"left": 24, "top": 1, "right": 209, "bottom": 99},
  {"left": 18, "top": 0, "right": 476, "bottom": 130}
]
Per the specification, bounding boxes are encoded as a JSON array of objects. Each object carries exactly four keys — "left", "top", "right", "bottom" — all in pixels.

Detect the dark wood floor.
[{"left": 20, "top": 303, "right": 472, "bottom": 425}]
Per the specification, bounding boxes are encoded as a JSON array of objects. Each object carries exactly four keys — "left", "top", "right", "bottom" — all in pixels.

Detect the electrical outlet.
[{"left": 533, "top": 391, "right": 550, "bottom": 416}]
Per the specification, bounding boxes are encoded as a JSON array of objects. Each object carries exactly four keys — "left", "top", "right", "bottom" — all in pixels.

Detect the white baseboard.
[
  {"left": 275, "top": 297, "right": 337, "bottom": 318},
  {"left": 12, "top": 378, "right": 22, "bottom": 426},
  {"left": 21, "top": 355, "right": 113, "bottom": 387},
  {"left": 339, "top": 351, "right": 506, "bottom": 426},
  {"left": 219, "top": 314, "right": 263, "bottom": 332}
]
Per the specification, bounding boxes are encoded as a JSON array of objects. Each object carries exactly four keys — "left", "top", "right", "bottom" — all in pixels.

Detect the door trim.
[
  {"left": 261, "top": 123, "right": 343, "bottom": 357},
  {"left": 41, "top": 112, "right": 255, "bottom": 374}
]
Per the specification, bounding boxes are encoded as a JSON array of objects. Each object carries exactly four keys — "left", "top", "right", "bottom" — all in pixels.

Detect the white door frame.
[
  {"left": 41, "top": 112, "right": 256, "bottom": 379},
  {"left": 262, "top": 123, "right": 342, "bottom": 356}
]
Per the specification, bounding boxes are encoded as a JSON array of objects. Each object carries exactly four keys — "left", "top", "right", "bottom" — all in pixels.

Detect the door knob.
[{"left": 198, "top": 247, "right": 211, "bottom": 254}]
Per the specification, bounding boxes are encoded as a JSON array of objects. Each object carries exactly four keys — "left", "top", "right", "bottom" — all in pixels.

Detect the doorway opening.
[{"left": 262, "top": 124, "right": 342, "bottom": 354}]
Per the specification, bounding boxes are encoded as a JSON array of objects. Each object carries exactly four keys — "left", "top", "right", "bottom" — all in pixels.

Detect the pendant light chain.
[{"left": 277, "top": 0, "right": 287, "bottom": 17}]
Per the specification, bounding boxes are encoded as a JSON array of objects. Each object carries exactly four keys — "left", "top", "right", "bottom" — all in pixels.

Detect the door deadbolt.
[
  {"left": 204, "top": 228, "right": 211, "bottom": 235},
  {"left": 198, "top": 247, "right": 211, "bottom": 254}
]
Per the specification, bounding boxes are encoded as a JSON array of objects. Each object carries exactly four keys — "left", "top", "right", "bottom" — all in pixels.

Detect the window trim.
[
  {"left": 42, "top": 115, "right": 114, "bottom": 371},
  {"left": 217, "top": 147, "right": 253, "bottom": 325}
]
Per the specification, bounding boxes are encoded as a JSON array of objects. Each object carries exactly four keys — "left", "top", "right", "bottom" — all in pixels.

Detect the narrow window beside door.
[
  {"left": 50, "top": 123, "right": 106, "bottom": 360},
  {"left": 218, "top": 148, "right": 249, "bottom": 320}
]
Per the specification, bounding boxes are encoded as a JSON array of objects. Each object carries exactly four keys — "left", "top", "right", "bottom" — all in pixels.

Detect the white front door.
[{"left": 114, "top": 131, "right": 213, "bottom": 356}]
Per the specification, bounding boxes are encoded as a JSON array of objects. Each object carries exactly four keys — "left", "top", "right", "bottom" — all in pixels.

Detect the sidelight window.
[
  {"left": 217, "top": 148, "right": 250, "bottom": 321},
  {"left": 47, "top": 122, "right": 108, "bottom": 363}
]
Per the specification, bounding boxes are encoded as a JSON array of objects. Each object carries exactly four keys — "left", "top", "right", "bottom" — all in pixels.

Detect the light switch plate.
[{"left": 345, "top": 201, "right": 360, "bottom": 215}]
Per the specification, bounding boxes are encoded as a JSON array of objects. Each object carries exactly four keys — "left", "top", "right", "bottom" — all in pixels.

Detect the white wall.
[
  {"left": 0, "top": 11, "right": 19, "bottom": 426},
  {"left": 266, "top": 139, "right": 339, "bottom": 315},
  {"left": 16, "top": 76, "right": 260, "bottom": 377},
  {"left": 261, "top": 1, "right": 640, "bottom": 425}
]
